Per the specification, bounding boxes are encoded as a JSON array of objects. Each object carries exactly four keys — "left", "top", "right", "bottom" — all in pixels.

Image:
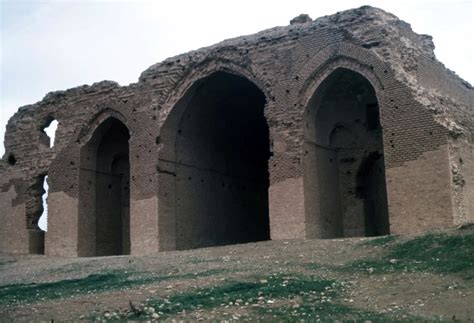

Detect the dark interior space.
[
  {"left": 356, "top": 151, "right": 390, "bottom": 236},
  {"left": 79, "top": 117, "right": 130, "bottom": 256},
  {"left": 170, "top": 71, "right": 271, "bottom": 250},
  {"left": 304, "top": 68, "right": 390, "bottom": 238}
]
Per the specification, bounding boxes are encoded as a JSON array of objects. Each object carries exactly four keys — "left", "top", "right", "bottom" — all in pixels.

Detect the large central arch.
[
  {"left": 303, "top": 67, "right": 390, "bottom": 238},
  {"left": 159, "top": 71, "right": 271, "bottom": 250}
]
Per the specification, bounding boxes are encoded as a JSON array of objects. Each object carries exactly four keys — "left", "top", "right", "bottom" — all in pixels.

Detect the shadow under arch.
[
  {"left": 77, "top": 116, "right": 131, "bottom": 257},
  {"left": 303, "top": 67, "right": 390, "bottom": 239},
  {"left": 158, "top": 70, "right": 271, "bottom": 251}
]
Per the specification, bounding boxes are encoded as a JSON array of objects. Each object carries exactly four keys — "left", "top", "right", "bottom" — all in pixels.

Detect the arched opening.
[
  {"left": 159, "top": 71, "right": 270, "bottom": 250},
  {"left": 304, "top": 68, "right": 389, "bottom": 238},
  {"left": 78, "top": 117, "right": 130, "bottom": 256}
]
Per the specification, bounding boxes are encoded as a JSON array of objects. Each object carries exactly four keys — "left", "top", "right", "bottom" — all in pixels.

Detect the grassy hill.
[{"left": 1, "top": 226, "right": 473, "bottom": 321}]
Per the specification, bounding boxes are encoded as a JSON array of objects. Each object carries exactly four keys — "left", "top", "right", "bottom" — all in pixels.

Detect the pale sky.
[{"left": 1, "top": 0, "right": 473, "bottom": 159}]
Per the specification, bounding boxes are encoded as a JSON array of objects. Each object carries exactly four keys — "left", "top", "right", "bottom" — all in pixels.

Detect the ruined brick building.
[{"left": 1, "top": 6, "right": 473, "bottom": 257}]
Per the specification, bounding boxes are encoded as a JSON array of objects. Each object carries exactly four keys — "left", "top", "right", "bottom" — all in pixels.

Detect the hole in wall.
[
  {"left": 38, "top": 176, "right": 49, "bottom": 232},
  {"left": 42, "top": 118, "right": 58, "bottom": 148},
  {"left": 26, "top": 174, "right": 48, "bottom": 254},
  {"left": 7, "top": 154, "right": 16, "bottom": 165}
]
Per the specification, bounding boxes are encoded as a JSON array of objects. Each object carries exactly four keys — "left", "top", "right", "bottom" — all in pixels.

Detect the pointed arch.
[
  {"left": 78, "top": 116, "right": 131, "bottom": 256},
  {"left": 303, "top": 67, "right": 390, "bottom": 238},
  {"left": 158, "top": 70, "right": 271, "bottom": 250}
]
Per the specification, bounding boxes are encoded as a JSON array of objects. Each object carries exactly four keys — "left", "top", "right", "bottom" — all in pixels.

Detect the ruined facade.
[{"left": 1, "top": 6, "right": 473, "bottom": 256}]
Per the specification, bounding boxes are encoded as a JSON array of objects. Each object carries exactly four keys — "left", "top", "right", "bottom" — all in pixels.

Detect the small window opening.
[
  {"left": 7, "top": 154, "right": 16, "bottom": 165},
  {"left": 42, "top": 118, "right": 58, "bottom": 148},
  {"left": 38, "top": 176, "right": 49, "bottom": 232}
]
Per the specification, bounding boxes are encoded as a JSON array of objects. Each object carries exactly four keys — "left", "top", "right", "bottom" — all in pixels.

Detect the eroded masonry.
[{"left": 1, "top": 6, "right": 473, "bottom": 256}]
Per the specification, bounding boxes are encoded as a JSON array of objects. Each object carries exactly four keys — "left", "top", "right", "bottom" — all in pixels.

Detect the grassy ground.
[
  {"left": 136, "top": 275, "right": 399, "bottom": 321},
  {"left": 0, "top": 227, "right": 473, "bottom": 321},
  {"left": 350, "top": 232, "right": 474, "bottom": 275},
  {"left": 0, "top": 268, "right": 231, "bottom": 305}
]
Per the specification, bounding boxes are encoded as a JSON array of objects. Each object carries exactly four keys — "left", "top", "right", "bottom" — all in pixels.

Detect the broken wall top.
[
  {"left": 140, "top": 5, "right": 473, "bottom": 139},
  {"left": 3, "top": 5, "right": 474, "bottom": 164}
]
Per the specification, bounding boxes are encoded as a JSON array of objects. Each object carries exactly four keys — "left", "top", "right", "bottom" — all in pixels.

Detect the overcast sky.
[{"left": 1, "top": 0, "right": 473, "bottom": 157}]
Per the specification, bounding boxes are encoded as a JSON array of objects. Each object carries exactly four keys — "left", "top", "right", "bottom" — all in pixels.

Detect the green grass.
[
  {"left": 171, "top": 268, "right": 232, "bottom": 280},
  {"left": 254, "top": 301, "right": 408, "bottom": 321},
  {"left": 0, "top": 270, "right": 133, "bottom": 305},
  {"left": 0, "top": 268, "right": 231, "bottom": 305},
  {"left": 349, "top": 232, "right": 474, "bottom": 274},
  {"left": 139, "top": 274, "right": 415, "bottom": 321},
  {"left": 143, "top": 274, "right": 335, "bottom": 317}
]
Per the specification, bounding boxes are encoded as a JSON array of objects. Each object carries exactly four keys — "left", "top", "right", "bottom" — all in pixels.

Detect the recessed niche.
[{"left": 7, "top": 154, "right": 16, "bottom": 166}]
